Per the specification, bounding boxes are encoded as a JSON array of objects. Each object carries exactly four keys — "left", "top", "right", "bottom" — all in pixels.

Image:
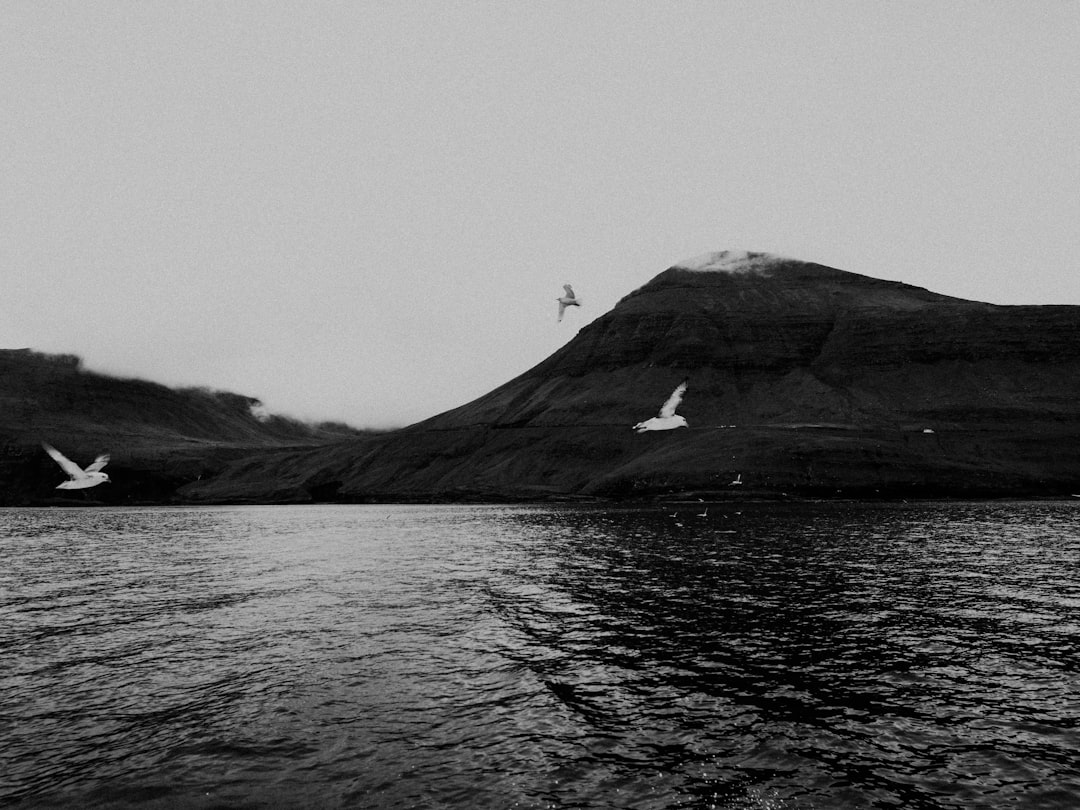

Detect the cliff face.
[
  {"left": 184, "top": 252, "right": 1080, "bottom": 502},
  {"left": 0, "top": 349, "right": 362, "bottom": 505}
]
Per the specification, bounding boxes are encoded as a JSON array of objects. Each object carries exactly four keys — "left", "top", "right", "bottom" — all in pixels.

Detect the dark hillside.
[
  {"left": 0, "top": 349, "right": 366, "bottom": 505},
  {"left": 181, "top": 252, "right": 1080, "bottom": 502}
]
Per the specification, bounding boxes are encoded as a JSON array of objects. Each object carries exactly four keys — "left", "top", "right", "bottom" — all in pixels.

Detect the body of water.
[{"left": 2, "top": 502, "right": 1079, "bottom": 809}]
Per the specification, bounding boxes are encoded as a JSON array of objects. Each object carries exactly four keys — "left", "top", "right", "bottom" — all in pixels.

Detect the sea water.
[{"left": 2, "top": 502, "right": 1079, "bottom": 809}]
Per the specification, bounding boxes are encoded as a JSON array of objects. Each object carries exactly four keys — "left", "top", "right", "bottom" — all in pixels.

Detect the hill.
[
  {"left": 181, "top": 252, "right": 1080, "bottom": 502},
  {"left": 0, "top": 349, "right": 369, "bottom": 505}
]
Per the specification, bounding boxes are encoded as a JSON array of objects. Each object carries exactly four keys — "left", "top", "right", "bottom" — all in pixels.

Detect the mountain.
[
  {"left": 182, "top": 251, "right": 1080, "bottom": 502},
  {"left": 0, "top": 349, "right": 368, "bottom": 505}
]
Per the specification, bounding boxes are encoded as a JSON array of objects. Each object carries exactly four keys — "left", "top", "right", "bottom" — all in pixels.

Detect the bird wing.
[
  {"left": 43, "top": 443, "right": 86, "bottom": 478},
  {"left": 658, "top": 381, "right": 687, "bottom": 418},
  {"left": 85, "top": 454, "right": 110, "bottom": 473},
  {"left": 558, "top": 301, "right": 567, "bottom": 321},
  {"left": 563, "top": 284, "right": 575, "bottom": 299}
]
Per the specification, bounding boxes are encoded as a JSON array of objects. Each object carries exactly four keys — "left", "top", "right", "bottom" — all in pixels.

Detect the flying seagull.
[
  {"left": 557, "top": 284, "right": 581, "bottom": 322},
  {"left": 633, "top": 380, "right": 689, "bottom": 433},
  {"left": 42, "top": 443, "right": 111, "bottom": 489}
]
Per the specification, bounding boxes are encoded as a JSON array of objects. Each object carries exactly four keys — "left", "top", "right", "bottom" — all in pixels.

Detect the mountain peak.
[
  {"left": 615, "top": 249, "right": 976, "bottom": 319},
  {"left": 178, "top": 252, "right": 1080, "bottom": 502}
]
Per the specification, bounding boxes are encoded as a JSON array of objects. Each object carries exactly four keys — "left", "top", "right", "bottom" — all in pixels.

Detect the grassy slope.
[
  {"left": 9, "top": 256, "right": 1080, "bottom": 504},
  {"left": 0, "top": 349, "right": 363, "bottom": 505},
  {"left": 179, "top": 260, "right": 1080, "bottom": 503}
]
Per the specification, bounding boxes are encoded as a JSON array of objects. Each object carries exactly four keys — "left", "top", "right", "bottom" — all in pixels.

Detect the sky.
[{"left": 3, "top": 1, "right": 1079, "bottom": 428}]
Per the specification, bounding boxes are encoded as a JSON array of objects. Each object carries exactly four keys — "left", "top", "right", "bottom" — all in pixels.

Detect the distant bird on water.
[
  {"left": 729, "top": 473, "right": 743, "bottom": 486},
  {"left": 557, "top": 284, "right": 581, "bottom": 322},
  {"left": 633, "top": 380, "right": 689, "bottom": 433},
  {"left": 42, "top": 443, "right": 111, "bottom": 489}
]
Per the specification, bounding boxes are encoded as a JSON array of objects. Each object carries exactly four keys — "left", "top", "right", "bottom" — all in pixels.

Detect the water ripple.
[{"left": 2, "top": 502, "right": 1080, "bottom": 808}]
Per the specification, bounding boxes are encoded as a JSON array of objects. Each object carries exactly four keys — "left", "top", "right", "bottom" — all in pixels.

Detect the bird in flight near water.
[
  {"left": 42, "top": 443, "right": 111, "bottom": 489},
  {"left": 633, "top": 380, "right": 689, "bottom": 433}
]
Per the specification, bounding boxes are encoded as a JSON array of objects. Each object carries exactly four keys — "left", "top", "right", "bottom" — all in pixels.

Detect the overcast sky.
[{"left": 3, "top": 2, "right": 1079, "bottom": 428}]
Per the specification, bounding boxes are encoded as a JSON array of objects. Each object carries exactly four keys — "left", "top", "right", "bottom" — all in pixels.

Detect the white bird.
[
  {"left": 729, "top": 473, "right": 743, "bottom": 486},
  {"left": 557, "top": 284, "right": 581, "bottom": 322},
  {"left": 633, "top": 380, "right": 689, "bottom": 433},
  {"left": 42, "top": 443, "right": 111, "bottom": 490}
]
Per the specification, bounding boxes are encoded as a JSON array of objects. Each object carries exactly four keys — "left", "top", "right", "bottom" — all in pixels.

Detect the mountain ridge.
[
  {"left": 5, "top": 251, "right": 1080, "bottom": 504},
  {"left": 180, "top": 252, "right": 1080, "bottom": 502},
  {"left": 0, "top": 348, "right": 371, "bottom": 505},
  {"left": 404, "top": 252, "right": 1072, "bottom": 432}
]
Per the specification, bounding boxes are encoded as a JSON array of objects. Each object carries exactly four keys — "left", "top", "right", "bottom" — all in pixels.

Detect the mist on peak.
[{"left": 672, "top": 250, "right": 788, "bottom": 274}]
